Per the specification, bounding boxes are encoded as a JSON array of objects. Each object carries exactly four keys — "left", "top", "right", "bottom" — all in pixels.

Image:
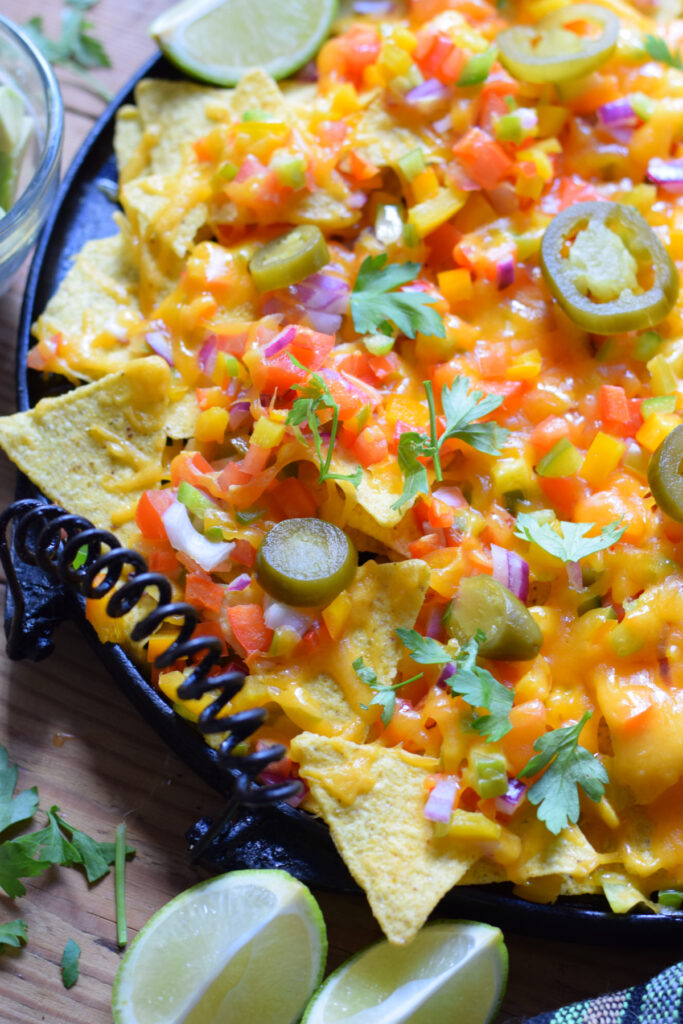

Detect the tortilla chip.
[
  {"left": 228, "top": 68, "right": 288, "bottom": 121},
  {"left": 113, "top": 105, "right": 143, "bottom": 179},
  {"left": 31, "top": 233, "right": 147, "bottom": 383},
  {"left": 508, "top": 807, "right": 602, "bottom": 883},
  {"left": 291, "top": 734, "right": 479, "bottom": 944},
  {"left": 0, "top": 358, "right": 170, "bottom": 544},
  {"left": 353, "top": 99, "right": 423, "bottom": 171},
  {"left": 243, "top": 559, "right": 430, "bottom": 741},
  {"left": 165, "top": 391, "right": 200, "bottom": 440}
]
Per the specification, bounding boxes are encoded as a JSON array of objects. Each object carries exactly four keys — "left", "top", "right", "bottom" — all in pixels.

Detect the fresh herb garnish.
[
  {"left": 61, "top": 937, "right": 81, "bottom": 989},
  {"left": 115, "top": 822, "right": 128, "bottom": 948},
  {"left": 23, "top": 0, "right": 113, "bottom": 101},
  {"left": 0, "top": 919, "right": 27, "bottom": 950},
  {"left": 0, "top": 746, "right": 39, "bottom": 833},
  {"left": 519, "top": 711, "right": 608, "bottom": 835},
  {"left": 350, "top": 255, "right": 445, "bottom": 340},
  {"left": 514, "top": 513, "right": 625, "bottom": 563},
  {"left": 354, "top": 657, "right": 423, "bottom": 727},
  {"left": 287, "top": 358, "right": 362, "bottom": 488},
  {"left": 643, "top": 34, "right": 683, "bottom": 72},
  {"left": 393, "top": 376, "right": 508, "bottom": 509},
  {"left": 396, "top": 629, "right": 513, "bottom": 741}
]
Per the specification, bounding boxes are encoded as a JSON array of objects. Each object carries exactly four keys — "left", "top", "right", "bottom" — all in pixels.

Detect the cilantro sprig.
[
  {"left": 519, "top": 711, "right": 608, "bottom": 835},
  {"left": 354, "top": 657, "right": 423, "bottom": 727},
  {"left": 23, "top": 0, "right": 113, "bottom": 102},
  {"left": 396, "top": 629, "right": 513, "bottom": 741},
  {"left": 0, "top": 919, "right": 27, "bottom": 950},
  {"left": 643, "top": 34, "right": 683, "bottom": 72},
  {"left": 393, "top": 375, "right": 508, "bottom": 510},
  {"left": 514, "top": 513, "right": 625, "bottom": 563},
  {"left": 286, "top": 357, "right": 362, "bottom": 488},
  {"left": 61, "top": 938, "right": 81, "bottom": 989},
  {"left": 350, "top": 255, "right": 445, "bottom": 340}
]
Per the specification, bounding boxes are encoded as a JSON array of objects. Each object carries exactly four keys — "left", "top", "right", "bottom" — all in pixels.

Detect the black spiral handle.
[{"left": 0, "top": 498, "right": 302, "bottom": 858}]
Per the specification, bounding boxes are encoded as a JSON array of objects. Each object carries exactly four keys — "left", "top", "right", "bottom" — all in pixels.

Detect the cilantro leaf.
[
  {"left": 13, "top": 807, "right": 80, "bottom": 867},
  {"left": 287, "top": 359, "right": 362, "bottom": 488},
  {"left": 0, "top": 841, "right": 51, "bottom": 898},
  {"left": 350, "top": 255, "right": 445, "bottom": 339},
  {"left": 61, "top": 938, "right": 81, "bottom": 989},
  {"left": 395, "top": 628, "right": 451, "bottom": 664},
  {"left": 439, "top": 376, "right": 508, "bottom": 456},
  {"left": 392, "top": 431, "right": 431, "bottom": 510},
  {"left": 519, "top": 711, "right": 608, "bottom": 835},
  {"left": 353, "top": 657, "right": 423, "bottom": 727},
  {"left": 22, "top": 0, "right": 113, "bottom": 101},
  {"left": 644, "top": 34, "right": 683, "bottom": 71},
  {"left": 0, "top": 918, "right": 27, "bottom": 950},
  {"left": 0, "top": 746, "right": 39, "bottom": 835},
  {"left": 446, "top": 635, "right": 513, "bottom": 742},
  {"left": 514, "top": 513, "right": 625, "bottom": 563}
]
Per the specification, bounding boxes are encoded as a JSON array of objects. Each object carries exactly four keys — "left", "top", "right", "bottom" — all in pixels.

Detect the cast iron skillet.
[{"left": 9, "top": 51, "right": 682, "bottom": 943}]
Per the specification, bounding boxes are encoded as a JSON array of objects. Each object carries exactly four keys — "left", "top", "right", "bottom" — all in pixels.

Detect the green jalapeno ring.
[
  {"left": 648, "top": 424, "right": 683, "bottom": 523},
  {"left": 444, "top": 575, "right": 543, "bottom": 661},
  {"left": 255, "top": 517, "right": 358, "bottom": 607},
  {"left": 248, "top": 225, "right": 330, "bottom": 292},
  {"left": 540, "top": 201, "right": 680, "bottom": 335},
  {"left": 497, "top": 3, "right": 619, "bottom": 84}
]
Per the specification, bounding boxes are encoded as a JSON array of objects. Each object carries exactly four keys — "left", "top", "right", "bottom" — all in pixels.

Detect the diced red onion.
[
  {"left": 647, "top": 157, "right": 683, "bottom": 194},
  {"left": 307, "top": 310, "right": 343, "bottom": 334},
  {"left": 406, "top": 79, "right": 450, "bottom": 105},
  {"left": 227, "top": 573, "right": 251, "bottom": 592},
  {"left": 491, "top": 543, "right": 530, "bottom": 602},
  {"left": 229, "top": 400, "right": 251, "bottom": 430},
  {"left": 162, "top": 501, "right": 234, "bottom": 573},
  {"left": 567, "top": 559, "right": 583, "bottom": 590},
  {"left": 597, "top": 98, "right": 638, "bottom": 127},
  {"left": 425, "top": 607, "right": 442, "bottom": 640},
  {"left": 432, "top": 486, "right": 466, "bottom": 509},
  {"left": 145, "top": 330, "right": 173, "bottom": 365},
  {"left": 497, "top": 255, "right": 516, "bottom": 291},
  {"left": 198, "top": 334, "right": 218, "bottom": 374},
  {"left": 432, "top": 113, "right": 452, "bottom": 134},
  {"left": 291, "top": 273, "right": 350, "bottom": 314},
  {"left": 424, "top": 776, "right": 459, "bottom": 823},
  {"left": 296, "top": 60, "right": 319, "bottom": 82},
  {"left": 437, "top": 663, "right": 456, "bottom": 686},
  {"left": 353, "top": 0, "right": 393, "bottom": 12},
  {"left": 263, "top": 596, "right": 315, "bottom": 635},
  {"left": 495, "top": 777, "right": 526, "bottom": 817},
  {"left": 349, "top": 191, "right": 368, "bottom": 209},
  {"left": 264, "top": 325, "right": 297, "bottom": 358}
]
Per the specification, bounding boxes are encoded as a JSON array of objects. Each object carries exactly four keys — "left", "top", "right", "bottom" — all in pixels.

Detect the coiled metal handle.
[{"left": 0, "top": 498, "right": 302, "bottom": 858}]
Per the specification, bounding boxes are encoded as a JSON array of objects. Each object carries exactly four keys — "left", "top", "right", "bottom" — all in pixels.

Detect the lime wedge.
[
  {"left": 150, "top": 0, "right": 338, "bottom": 85},
  {"left": 302, "top": 921, "right": 508, "bottom": 1024},
  {"left": 111, "top": 869, "right": 327, "bottom": 1024}
]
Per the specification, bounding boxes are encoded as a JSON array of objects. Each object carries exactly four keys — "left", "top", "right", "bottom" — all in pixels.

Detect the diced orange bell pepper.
[{"left": 227, "top": 604, "right": 272, "bottom": 657}]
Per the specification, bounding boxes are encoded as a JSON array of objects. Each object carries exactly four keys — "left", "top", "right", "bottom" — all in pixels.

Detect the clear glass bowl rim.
[{"left": 0, "top": 13, "right": 64, "bottom": 242}]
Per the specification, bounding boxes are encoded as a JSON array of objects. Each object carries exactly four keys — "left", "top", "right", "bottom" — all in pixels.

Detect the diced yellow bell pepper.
[
  {"left": 507, "top": 349, "right": 542, "bottom": 380},
  {"left": 251, "top": 416, "right": 286, "bottom": 448},
  {"left": 647, "top": 352, "right": 678, "bottom": 396},
  {"left": 322, "top": 591, "right": 352, "bottom": 640},
  {"left": 408, "top": 187, "right": 466, "bottom": 237},
  {"left": 147, "top": 630, "right": 180, "bottom": 664},
  {"left": 331, "top": 82, "right": 360, "bottom": 117},
  {"left": 438, "top": 268, "right": 473, "bottom": 305},
  {"left": 636, "top": 411, "right": 682, "bottom": 452},
  {"left": 411, "top": 167, "right": 440, "bottom": 204},
  {"left": 580, "top": 431, "right": 625, "bottom": 488},
  {"left": 195, "top": 406, "right": 230, "bottom": 443}
]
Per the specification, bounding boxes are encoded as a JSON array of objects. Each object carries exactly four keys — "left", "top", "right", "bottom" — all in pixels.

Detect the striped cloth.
[{"left": 527, "top": 961, "right": 683, "bottom": 1023}]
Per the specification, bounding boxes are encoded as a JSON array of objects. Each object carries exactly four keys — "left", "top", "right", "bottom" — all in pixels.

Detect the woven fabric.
[{"left": 525, "top": 962, "right": 683, "bottom": 1024}]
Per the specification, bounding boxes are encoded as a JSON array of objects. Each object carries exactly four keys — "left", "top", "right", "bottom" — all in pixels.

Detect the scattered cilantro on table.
[
  {"left": 61, "top": 937, "right": 81, "bottom": 989},
  {"left": 514, "top": 513, "right": 625, "bottom": 563},
  {"left": 393, "top": 375, "right": 508, "bottom": 510},
  {"left": 350, "top": 255, "right": 445, "bottom": 340},
  {"left": 354, "top": 656, "right": 423, "bottom": 727},
  {"left": 519, "top": 711, "right": 608, "bottom": 835},
  {"left": 286, "top": 357, "right": 362, "bottom": 488},
  {"left": 396, "top": 629, "right": 513, "bottom": 741},
  {"left": 643, "top": 34, "right": 683, "bottom": 72},
  {"left": 23, "top": 0, "right": 113, "bottom": 102},
  {"left": 0, "top": 743, "right": 134, "bottom": 958}
]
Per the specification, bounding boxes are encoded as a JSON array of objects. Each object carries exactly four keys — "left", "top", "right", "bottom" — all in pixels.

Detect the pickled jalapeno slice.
[
  {"left": 444, "top": 575, "right": 543, "bottom": 661},
  {"left": 255, "top": 517, "right": 357, "bottom": 607},
  {"left": 248, "top": 225, "right": 330, "bottom": 292},
  {"left": 497, "top": 3, "right": 619, "bottom": 84},
  {"left": 540, "top": 201, "right": 679, "bottom": 334},
  {"left": 648, "top": 424, "right": 683, "bottom": 523}
]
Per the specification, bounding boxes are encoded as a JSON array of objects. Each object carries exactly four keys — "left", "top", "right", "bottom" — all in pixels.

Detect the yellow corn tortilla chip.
[
  {"left": 507, "top": 808, "right": 602, "bottom": 883},
  {"left": 227, "top": 68, "right": 288, "bottom": 122},
  {"left": 242, "top": 559, "right": 430, "bottom": 741},
  {"left": 0, "top": 358, "right": 170, "bottom": 545},
  {"left": 290, "top": 734, "right": 480, "bottom": 944},
  {"left": 113, "top": 104, "right": 143, "bottom": 179},
  {"left": 31, "top": 233, "right": 147, "bottom": 383},
  {"left": 164, "top": 391, "right": 200, "bottom": 440},
  {"left": 353, "top": 99, "right": 424, "bottom": 171}
]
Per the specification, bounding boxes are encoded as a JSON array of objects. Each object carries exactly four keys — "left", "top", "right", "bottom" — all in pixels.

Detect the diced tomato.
[
  {"left": 227, "top": 604, "right": 273, "bottom": 657},
  {"left": 185, "top": 572, "right": 225, "bottom": 613},
  {"left": 192, "top": 620, "right": 228, "bottom": 655},
  {"left": 231, "top": 539, "right": 257, "bottom": 568},
  {"left": 148, "top": 548, "right": 181, "bottom": 577},
  {"left": 529, "top": 415, "right": 571, "bottom": 452},
  {"left": 599, "top": 387, "right": 642, "bottom": 438},
  {"left": 135, "top": 489, "right": 175, "bottom": 540},
  {"left": 318, "top": 25, "right": 380, "bottom": 86},
  {"left": 171, "top": 451, "right": 217, "bottom": 492},
  {"left": 353, "top": 424, "right": 389, "bottom": 466},
  {"left": 477, "top": 380, "right": 526, "bottom": 417},
  {"left": 502, "top": 699, "right": 547, "bottom": 775},
  {"left": 452, "top": 128, "right": 513, "bottom": 190},
  {"left": 409, "top": 533, "right": 443, "bottom": 559},
  {"left": 323, "top": 372, "right": 366, "bottom": 420},
  {"left": 539, "top": 475, "right": 586, "bottom": 519},
  {"left": 253, "top": 328, "right": 335, "bottom": 393},
  {"left": 270, "top": 477, "right": 318, "bottom": 519},
  {"left": 349, "top": 149, "right": 381, "bottom": 181}
]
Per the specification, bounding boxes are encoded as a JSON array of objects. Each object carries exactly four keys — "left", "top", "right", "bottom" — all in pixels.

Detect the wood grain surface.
[{"left": 0, "top": 2, "right": 679, "bottom": 1021}]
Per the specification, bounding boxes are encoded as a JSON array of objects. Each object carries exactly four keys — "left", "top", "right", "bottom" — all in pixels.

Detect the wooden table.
[{"left": 0, "top": 3, "right": 679, "bottom": 1021}]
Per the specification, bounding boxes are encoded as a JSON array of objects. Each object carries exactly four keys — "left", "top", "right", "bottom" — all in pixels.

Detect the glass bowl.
[{"left": 0, "top": 14, "right": 63, "bottom": 293}]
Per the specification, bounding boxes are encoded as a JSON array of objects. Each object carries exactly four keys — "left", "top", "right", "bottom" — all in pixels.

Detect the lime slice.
[
  {"left": 112, "top": 869, "right": 327, "bottom": 1024},
  {"left": 302, "top": 921, "right": 507, "bottom": 1024},
  {"left": 150, "top": 0, "right": 338, "bottom": 86}
]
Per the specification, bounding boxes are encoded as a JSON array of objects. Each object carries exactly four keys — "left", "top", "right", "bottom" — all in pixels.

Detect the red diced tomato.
[
  {"left": 227, "top": 604, "right": 272, "bottom": 656},
  {"left": 353, "top": 424, "right": 389, "bottom": 466},
  {"left": 135, "top": 490, "right": 175, "bottom": 540},
  {"left": 270, "top": 477, "right": 318, "bottom": 519},
  {"left": 452, "top": 128, "right": 513, "bottom": 190},
  {"left": 185, "top": 573, "right": 225, "bottom": 613}
]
